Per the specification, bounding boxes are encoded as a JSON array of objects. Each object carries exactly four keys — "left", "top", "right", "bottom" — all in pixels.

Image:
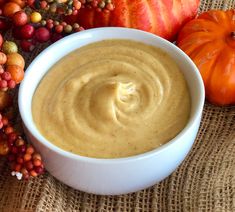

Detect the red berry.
[
  {"left": 0, "top": 80, "right": 7, "bottom": 88},
  {"left": 12, "top": 27, "right": 22, "bottom": 40},
  {"left": 7, "top": 139, "right": 14, "bottom": 147},
  {"left": 14, "top": 163, "right": 22, "bottom": 172},
  {"left": 12, "top": 11, "right": 28, "bottom": 26},
  {"left": 34, "top": 166, "right": 44, "bottom": 174},
  {"left": 23, "top": 174, "right": 30, "bottom": 180},
  {"left": 17, "top": 156, "right": 24, "bottom": 164},
  {"left": 0, "top": 19, "right": 9, "bottom": 31},
  {"left": 25, "top": 161, "right": 33, "bottom": 170},
  {"left": 47, "top": 19, "right": 53, "bottom": 24},
  {"left": 0, "top": 65, "right": 4, "bottom": 74},
  {"left": 8, "top": 132, "right": 17, "bottom": 142},
  {"left": 56, "top": 7, "right": 64, "bottom": 15},
  {"left": 7, "top": 154, "right": 15, "bottom": 162},
  {"left": 8, "top": 80, "right": 16, "bottom": 89},
  {"left": 106, "top": 3, "right": 114, "bottom": 11},
  {"left": 20, "top": 24, "right": 35, "bottom": 39},
  {"left": 51, "top": 33, "right": 63, "bottom": 43},
  {"left": 34, "top": 27, "right": 50, "bottom": 43},
  {"left": 103, "top": 9, "right": 110, "bottom": 14},
  {"left": 11, "top": 146, "right": 18, "bottom": 154},
  {"left": 72, "top": 9, "right": 78, "bottom": 16},
  {"left": 61, "top": 22, "right": 67, "bottom": 27},
  {"left": 18, "top": 144, "right": 26, "bottom": 153},
  {"left": 20, "top": 40, "right": 35, "bottom": 52},
  {"left": 96, "top": 7, "right": 102, "bottom": 12},
  {"left": 40, "top": 1, "right": 47, "bottom": 9},
  {"left": 27, "top": 0, "right": 35, "bottom": 6},
  {"left": 91, "top": 0, "right": 98, "bottom": 7},
  {"left": 46, "top": 22, "right": 53, "bottom": 29},
  {"left": 55, "top": 25, "right": 63, "bottom": 33},
  {"left": 2, "top": 72, "right": 11, "bottom": 81}
]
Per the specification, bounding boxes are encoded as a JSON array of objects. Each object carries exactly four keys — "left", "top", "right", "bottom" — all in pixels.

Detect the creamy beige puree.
[{"left": 32, "top": 40, "right": 190, "bottom": 158}]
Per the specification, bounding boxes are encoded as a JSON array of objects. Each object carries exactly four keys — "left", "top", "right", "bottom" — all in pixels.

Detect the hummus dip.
[{"left": 32, "top": 39, "right": 191, "bottom": 158}]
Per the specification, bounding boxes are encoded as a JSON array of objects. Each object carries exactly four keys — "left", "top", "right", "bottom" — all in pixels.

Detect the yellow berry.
[{"left": 30, "top": 12, "right": 42, "bottom": 23}]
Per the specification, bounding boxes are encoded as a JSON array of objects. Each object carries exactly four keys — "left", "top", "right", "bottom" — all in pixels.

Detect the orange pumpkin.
[
  {"left": 177, "top": 10, "right": 235, "bottom": 106},
  {"left": 68, "top": 0, "right": 199, "bottom": 41}
]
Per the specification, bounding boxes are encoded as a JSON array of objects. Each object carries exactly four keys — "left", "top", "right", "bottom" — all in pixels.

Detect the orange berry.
[
  {"left": 33, "top": 159, "right": 41, "bottom": 167},
  {"left": 4, "top": 126, "right": 13, "bottom": 134},
  {"left": 30, "top": 170, "right": 38, "bottom": 177},
  {"left": 73, "top": 1, "right": 81, "bottom": 10},
  {"left": 26, "top": 145, "right": 35, "bottom": 155},
  {"left": 23, "top": 153, "right": 32, "bottom": 162}
]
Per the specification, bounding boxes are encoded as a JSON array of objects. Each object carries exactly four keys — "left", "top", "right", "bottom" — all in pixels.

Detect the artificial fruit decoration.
[
  {"left": 67, "top": 0, "right": 200, "bottom": 41},
  {"left": 177, "top": 10, "right": 235, "bottom": 106}
]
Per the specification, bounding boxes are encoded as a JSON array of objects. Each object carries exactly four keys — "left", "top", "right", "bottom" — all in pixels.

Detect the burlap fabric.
[{"left": 0, "top": 0, "right": 235, "bottom": 211}]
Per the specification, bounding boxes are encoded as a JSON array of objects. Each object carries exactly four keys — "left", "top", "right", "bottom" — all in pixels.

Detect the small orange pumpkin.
[{"left": 177, "top": 10, "right": 235, "bottom": 106}]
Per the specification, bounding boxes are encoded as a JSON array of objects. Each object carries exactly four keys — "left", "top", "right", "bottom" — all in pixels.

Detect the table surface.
[{"left": 0, "top": 0, "right": 235, "bottom": 211}]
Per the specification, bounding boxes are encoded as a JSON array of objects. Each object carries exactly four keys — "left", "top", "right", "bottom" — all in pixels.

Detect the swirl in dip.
[{"left": 32, "top": 39, "right": 191, "bottom": 158}]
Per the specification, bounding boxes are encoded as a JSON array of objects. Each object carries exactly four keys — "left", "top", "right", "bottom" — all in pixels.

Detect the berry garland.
[{"left": 0, "top": 0, "right": 114, "bottom": 180}]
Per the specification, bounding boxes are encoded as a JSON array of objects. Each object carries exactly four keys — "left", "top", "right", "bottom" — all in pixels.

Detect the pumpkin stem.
[{"left": 231, "top": 32, "right": 235, "bottom": 39}]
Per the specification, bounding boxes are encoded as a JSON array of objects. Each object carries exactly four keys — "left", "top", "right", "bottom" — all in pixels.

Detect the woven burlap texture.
[{"left": 1, "top": 0, "right": 235, "bottom": 211}]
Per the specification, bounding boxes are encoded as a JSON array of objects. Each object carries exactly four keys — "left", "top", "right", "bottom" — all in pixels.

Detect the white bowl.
[{"left": 18, "top": 27, "right": 205, "bottom": 195}]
